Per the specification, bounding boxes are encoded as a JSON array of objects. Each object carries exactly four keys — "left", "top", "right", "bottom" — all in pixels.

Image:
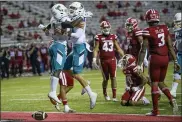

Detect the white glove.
[
  {"left": 125, "top": 86, "right": 130, "bottom": 91},
  {"left": 117, "top": 59, "right": 123, "bottom": 68},
  {"left": 92, "top": 58, "right": 99, "bottom": 69},
  {"left": 38, "top": 24, "right": 46, "bottom": 30},
  {"left": 132, "top": 86, "right": 140, "bottom": 92},
  {"left": 133, "top": 65, "right": 142, "bottom": 73},
  {"left": 84, "top": 11, "right": 93, "bottom": 18}
]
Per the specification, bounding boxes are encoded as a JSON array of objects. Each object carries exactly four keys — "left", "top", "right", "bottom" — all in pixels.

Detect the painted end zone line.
[{"left": 1, "top": 111, "right": 181, "bottom": 117}]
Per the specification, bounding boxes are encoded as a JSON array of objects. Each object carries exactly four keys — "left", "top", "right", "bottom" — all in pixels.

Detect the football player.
[
  {"left": 137, "top": 9, "right": 180, "bottom": 116},
  {"left": 40, "top": 4, "right": 75, "bottom": 113},
  {"left": 118, "top": 54, "right": 150, "bottom": 106},
  {"left": 92, "top": 21, "right": 124, "bottom": 101},
  {"left": 63, "top": 2, "right": 97, "bottom": 109},
  {"left": 39, "top": 43, "right": 49, "bottom": 71},
  {"left": 170, "top": 13, "right": 182, "bottom": 98}
]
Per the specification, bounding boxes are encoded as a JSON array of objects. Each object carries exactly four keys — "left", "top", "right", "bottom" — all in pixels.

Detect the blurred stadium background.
[{"left": 0, "top": 0, "right": 182, "bottom": 117}]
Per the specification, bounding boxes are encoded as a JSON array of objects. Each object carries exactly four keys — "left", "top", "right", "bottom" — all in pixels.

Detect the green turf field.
[{"left": 1, "top": 63, "right": 181, "bottom": 115}]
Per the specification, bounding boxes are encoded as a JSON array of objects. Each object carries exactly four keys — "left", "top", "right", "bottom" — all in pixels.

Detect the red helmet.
[
  {"left": 145, "top": 9, "right": 160, "bottom": 22},
  {"left": 100, "top": 21, "right": 111, "bottom": 35},
  {"left": 125, "top": 17, "right": 138, "bottom": 32},
  {"left": 118, "top": 54, "right": 136, "bottom": 70}
]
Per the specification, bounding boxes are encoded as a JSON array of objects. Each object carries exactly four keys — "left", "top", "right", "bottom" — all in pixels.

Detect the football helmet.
[
  {"left": 100, "top": 21, "right": 111, "bottom": 35},
  {"left": 125, "top": 17, "right": 138, "bottom": 32},
  {"left": 69, "top": 2, "right": 85, "bottom": 18},
  {"left": 145, "top": 9, "right": 160, "bottom": 22},
  {"left": 118, "top": 54, "right": 136, "bottom": 69},
  {"left": 51, "top": 4, "right": 68, "bottom": 21},
  {"left": 174, "top": 13, "right": 181, "bottom": 30}
]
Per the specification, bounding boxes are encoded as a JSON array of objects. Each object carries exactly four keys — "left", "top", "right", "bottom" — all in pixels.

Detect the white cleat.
[
  {"left": 142, "top": 96, "right": 150, "bottom": 105},
  {"left": 64, "top": 106, "right": 76, "bottom": 113},
  {"left": 48, "top": 92, "right": 61, "bottom": 104},
  {"left": 171, "top": 99, "right": 178, "bottom": 115},
  {"left": 90, "top": 92, "right": 97, "bottom": 109},
  {"left": 55, "top": 103, "right": 61, "bottom": 111},
  {"left": 170, "top": 90, "right": 176, "bottom": 98},
  {"left": 104, "top": 96, "right": 111, "bottom": 101},
  {"left": 112, "top": 98, "right": 118, "bottom": 102},
  {"left": 81, "top": 81, "right": 91, "bottom": 95}
]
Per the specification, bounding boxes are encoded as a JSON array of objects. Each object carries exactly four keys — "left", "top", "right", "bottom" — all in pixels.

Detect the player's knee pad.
[{"left": 174, "top": 73, "right": 181, "bottom": 80}]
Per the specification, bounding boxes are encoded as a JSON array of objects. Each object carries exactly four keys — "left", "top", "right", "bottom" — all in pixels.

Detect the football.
[{"left": 32, "top": 111, "right": 48, "bottom": 120}]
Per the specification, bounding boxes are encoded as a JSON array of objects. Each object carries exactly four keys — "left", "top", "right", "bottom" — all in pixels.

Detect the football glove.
[
  {"left": 132, "top": 86, "right": 140, "bottom": 92},
  {"left": 92, "top": 58, "right": 99, "bottom": 69}
]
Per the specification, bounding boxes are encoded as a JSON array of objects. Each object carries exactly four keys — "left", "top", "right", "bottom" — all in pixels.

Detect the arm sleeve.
[{"left": 70, "top": 28, "right": 84, "bottom": 38}]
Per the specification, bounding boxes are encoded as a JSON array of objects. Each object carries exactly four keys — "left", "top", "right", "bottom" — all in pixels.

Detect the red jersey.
[
  {"left": 123, "top": 68, "right": 143, "bottom": 87},
  {"left": 126, "top": 29, "right": 143, "bottom": 59},
  {"left": 142, "top": 24, "right": 169, "bottom": 56},
  {"left": 95, "top": 34, "right": 117, "bottom": 60},
  {"left": 40, "top": 47, "right": 48, "bottom": 56},
  {"left": 16, "top": 49, "right": 24, "bottom": 60}
]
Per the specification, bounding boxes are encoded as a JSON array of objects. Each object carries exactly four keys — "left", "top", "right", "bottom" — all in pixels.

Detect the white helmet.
[
  {"left": 51, "top": 4, "right": 68, "bottom": 21},
  {"left": 174, "top": 13, "right": 181, "bottom": 30},
  {"left": 69, "top": 2, "right": 85, "bottom": 18}
]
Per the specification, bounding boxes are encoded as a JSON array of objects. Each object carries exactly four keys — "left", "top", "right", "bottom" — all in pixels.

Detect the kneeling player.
[{"left": 118, "top": 54, "right": 150, "bottom": 106}]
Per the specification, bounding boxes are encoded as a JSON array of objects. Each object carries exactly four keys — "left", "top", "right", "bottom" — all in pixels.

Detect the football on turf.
[{"left": 32, "top": 111, "right": 48, "bottom": 120}]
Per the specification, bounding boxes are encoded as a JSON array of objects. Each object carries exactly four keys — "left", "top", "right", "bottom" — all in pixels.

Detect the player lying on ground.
[
  {"left": 137, "top": 9, "right": 180, "bottom": 116},
  {"left": 118, "top": 54, "right": 150, "bottom": 106},
  {"left": 92, "top": 21, "right": 124, "bottom": 101}
]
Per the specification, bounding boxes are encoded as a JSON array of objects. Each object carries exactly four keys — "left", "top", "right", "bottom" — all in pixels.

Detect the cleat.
[
  {"left": 170, "top": 90, "right": 176, "bottom": 98},
  {"left": 146, "top": 110, "right": 159, "bottom": 116},
  {"left": 81, "top": 81, "right": 91, "bottom": 95},
  {"left": 64, "top": 106, "right": 76, "bottom": 113},
  {"left": 55, "top": 103, "right": 61, "bottom": 111},
  {"left": 142, "top": 97, "right": 150, "bottom": 105},
  {"left": 48, "top": 92, "right": 61, "bottom": 104},
  {"left": 104, "top": 96, "right": 111, "bottom": 101},
  {"left": 112, "top": 98, "right": 118, "bottom": 102},
  {"left": 170, "top": 99, "right": 178, "bottom": 115},
  {"left": 90, "top": 92, "right": 97, "bottom": 109}
]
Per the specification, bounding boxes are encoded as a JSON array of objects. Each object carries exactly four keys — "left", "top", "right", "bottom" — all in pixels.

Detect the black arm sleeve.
[{"left": 61, "top": 21, "right": 74, "bottom": 29}]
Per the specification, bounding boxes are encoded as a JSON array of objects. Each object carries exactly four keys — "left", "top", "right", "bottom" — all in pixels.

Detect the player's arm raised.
[
  {"left": 114, "top": 40, "right": 124, "bottom": 57},
  {"left": 166, "top": 34, "right": 180, "bottom": 72}
]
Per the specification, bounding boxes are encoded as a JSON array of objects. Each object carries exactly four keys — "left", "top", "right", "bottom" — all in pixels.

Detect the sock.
[
  {"left": 62, "top": 99, "right": 68, "bottom": 105},
  {"left": 103, "top": 88, "right": 107, "bottom": 96},
  {"left": 85, "top": 85, "right": 93, "bottom": 97},
  {"left": 171, "top": 82, "right": 178, "bottom": 92},
  {"left": 152, "top": 86, "right": 160, "bottom": 112},
  {"left": 50, "top": 76, "right": 59, "bottom": 93},
  {"left": 162, "top": 87, "right": 173, "bottom": 101},
  {"left": 112, "top": 88, "right": 116, "bottom": 98}
]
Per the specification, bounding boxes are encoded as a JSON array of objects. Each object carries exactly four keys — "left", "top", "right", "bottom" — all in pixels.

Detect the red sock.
[
  {"left": 103, "top": 88, "right": 107, "bottom": 96},
  {"left": 62, "top": 99, "right": 68, "bottom": 105},
  {"left": 162, "top": 87, "right": 173, "bottom": 101},
  {"left": 112, "top": 88, "right": 116, "bottom": 98},
  {"left": 152, "top": 85, "right": 160, "bottom": 112}
]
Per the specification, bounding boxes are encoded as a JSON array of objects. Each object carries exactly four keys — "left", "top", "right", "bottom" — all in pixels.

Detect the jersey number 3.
[
  {"left": 103, "top": 41, "right": 113, "bottom": 52},
  {"left": 158, "top": 33, "right": 165, "bottom": 47}
]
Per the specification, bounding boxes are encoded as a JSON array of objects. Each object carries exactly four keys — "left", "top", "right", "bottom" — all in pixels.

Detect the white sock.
[
  {"left": 171, "top": 82, "right": 178, "bottom": 92},
  {"left": 50, "top": 76, "right": 59, "bottom": 93},
  {"left": 64, "top": 104, "right": 70, "bottom": 110},
  {"left": 85, "top": 85, "right": 93, "bottom": 97}
]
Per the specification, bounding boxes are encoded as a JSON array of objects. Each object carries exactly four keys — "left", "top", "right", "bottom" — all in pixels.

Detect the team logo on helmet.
[
  {"left": 100, "top": 21, "right": 111, "bottom": 35},
  {"left": 145, "top": 9, "right": 160, "bottom": 22},
  {"left": 125, "top": 17, "right": 138, "bottom": 32}
]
